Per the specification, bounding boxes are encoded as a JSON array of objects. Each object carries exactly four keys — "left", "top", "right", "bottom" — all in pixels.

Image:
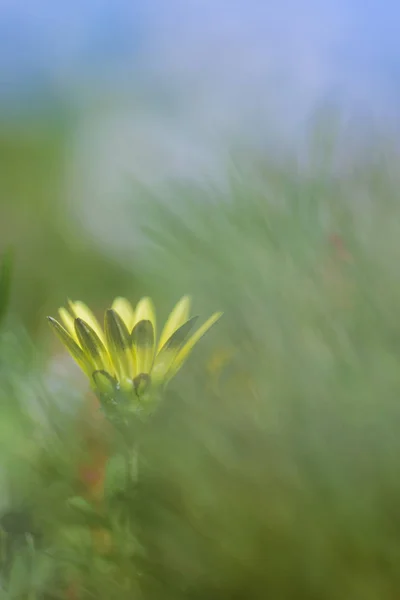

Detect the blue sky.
[{"left": 1, "top": 0, "right": 400, "bottom": 127}]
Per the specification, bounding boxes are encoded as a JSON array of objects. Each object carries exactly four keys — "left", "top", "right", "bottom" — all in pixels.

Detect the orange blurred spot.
[
  {"left": 328, "top": 233, "right": 353, "bottom": 263},
  {"left": 77, "top": 392, "right": 110, "bottom": 505}
]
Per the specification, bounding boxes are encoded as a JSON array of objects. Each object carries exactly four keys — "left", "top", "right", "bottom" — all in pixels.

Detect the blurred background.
[
  {"left": 4, "top": 3, "right": 400, "bottom": 599},
  {"left": 1, "top": 0, "right": 400, "bottom": 333}
]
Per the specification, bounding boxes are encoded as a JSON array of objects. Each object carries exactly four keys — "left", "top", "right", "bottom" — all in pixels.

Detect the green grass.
[{"left": 2, "top": 120, "right": 400, "bottom": 598}]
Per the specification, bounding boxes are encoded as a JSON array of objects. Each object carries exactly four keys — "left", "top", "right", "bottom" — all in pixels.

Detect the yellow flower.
[{"left": 48, "top": 296, "right": 222, "bottom": 396}]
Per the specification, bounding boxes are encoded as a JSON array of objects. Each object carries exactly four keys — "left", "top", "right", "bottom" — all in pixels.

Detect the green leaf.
[
  {"left": 30, "top": 552, "right": 53, "bottom": 591},
  {"left": 8, "top": 553, "right": 29, "bottom": 597},
  {"left": 66, "top": 496, "right": 108, "bottom": 527}
]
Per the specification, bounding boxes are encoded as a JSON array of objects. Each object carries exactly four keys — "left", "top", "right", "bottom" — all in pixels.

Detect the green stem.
[{"left": 125, "top": 445, "right": 139, "bottom": 488}]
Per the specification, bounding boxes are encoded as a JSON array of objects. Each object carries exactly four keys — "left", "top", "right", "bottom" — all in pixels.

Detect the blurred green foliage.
[
  {"left": 0, "top": 248, "right": 13, "bottom": 328},
  {"left": 0, "top": 120, "right": 136, "bottom": 338},
  {"left": 2, "top": 115, "right": 400, "bottom": 598}
]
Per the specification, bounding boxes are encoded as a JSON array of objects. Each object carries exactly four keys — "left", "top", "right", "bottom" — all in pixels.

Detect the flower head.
[{"left": 48, "top": 296, "right": 222, "bottom": 398}]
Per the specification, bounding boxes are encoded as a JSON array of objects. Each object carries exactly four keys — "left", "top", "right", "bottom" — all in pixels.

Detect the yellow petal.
[
  {"left": 111, "top": 297, "right": 135, "bottom": 330},
  {"left": 104, "top": 309, "right": 134, "bottom": 380},
  {"left": 168, "top": 312, "right": 223, "bottom": 379},
  {"left": 152, "top": 316, "right": 198, "bottom": 383},
  {"left": 69, "top": 300, "right": 105, "bottom": 344},
  {"left": 58, "top": 307, "right": 78, "bottom": 342},
  {"left": 131, "top": 319, "right": 155, "bottom": 375},
  {"left": 133, "top": 297, "right": 156, "bottom": 340},
  {"left": 157, "top": 295, "right": 191, "bottom": 352},
  {"left": 74, "top": 318, "right": 112, "bottom": 373},
  {"left": 47, "top": 317, "right": 93, "bottom": 376}
]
